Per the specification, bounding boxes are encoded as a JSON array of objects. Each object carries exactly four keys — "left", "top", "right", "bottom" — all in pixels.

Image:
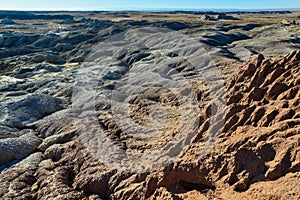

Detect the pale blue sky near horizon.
[{"left": 0, "top": 0, "right": 300, "bottom": 11}]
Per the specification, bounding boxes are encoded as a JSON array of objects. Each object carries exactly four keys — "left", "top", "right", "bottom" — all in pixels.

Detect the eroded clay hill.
[
  {"left": 0, "top": 51, "right": 299, "bottom": 199},
  {"left": 110, "top": 50, "right": 300, "bottom": 200}
]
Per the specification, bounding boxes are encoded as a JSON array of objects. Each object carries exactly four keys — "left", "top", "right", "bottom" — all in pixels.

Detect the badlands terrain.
[{"left": 0, "top": 10, "right": 300, "bottom": 199}]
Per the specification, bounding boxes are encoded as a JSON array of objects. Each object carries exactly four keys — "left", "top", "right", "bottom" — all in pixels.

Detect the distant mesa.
[
  {"left": 201, "top": 14, "right": 217, "bottom": 21},
  {"left": 217, "top": 13, "right": 239, "bottom": 20},
  {"left": 60, "top": 18, "right": 76, "bottom": 24},
  {"left": 0, "top": 11, "right": 73, "bottom": 21},
  {"left": 168, "top": 10, "right": 292, "bottom": 16},
  {"left": 281, "top": 19, "right": 299, "bottom": 26},
  {"left": 113, "top": 12, "right": 130, "bottom": 18},
  {"left": 201, "top": 13, "right": 239, "bottom": 21},
  {"left": 0, "top": 19, "right": 17, "bottom": 25}
]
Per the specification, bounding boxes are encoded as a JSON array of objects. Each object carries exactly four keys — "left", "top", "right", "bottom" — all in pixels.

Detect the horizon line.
[{"left": 0, "top": 7, "right": 300, "bottom": 12}]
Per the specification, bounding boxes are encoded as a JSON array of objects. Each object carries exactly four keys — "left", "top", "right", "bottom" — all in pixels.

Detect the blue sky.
[{"left": 1, "top": 0, "right": 300, "bottom": 11}]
